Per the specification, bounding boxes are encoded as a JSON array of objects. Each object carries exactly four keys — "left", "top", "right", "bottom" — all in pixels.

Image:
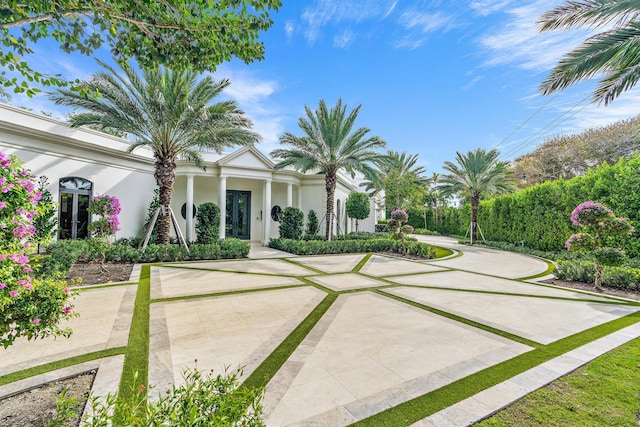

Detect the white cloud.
[
  {"left": 383, "top": 1, "right": 398, "bottom": 18},
  {"left": 334, "top": 29, "right": 355, "bottom": 49},
  {"left": 285, "top": 21, "right": 295, "bottom": 40},
  {"left": 470, "top": 0, "right": 514, "bottom": 16},
  {"left": 462, "top": 76, "right": 483, "bottom": 91},
  {"left": 394, "top": 37, "right": 427, "bottom": 50},
  {"left": 398, "top": 10, "right": 453, "bottom": 33}
]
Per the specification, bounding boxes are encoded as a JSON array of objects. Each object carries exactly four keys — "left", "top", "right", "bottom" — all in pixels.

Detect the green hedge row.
[
  {"left": 555, "top": 260, "right": 640, "bottom": 290},
  {"left": 269, "top": 238, "right": 435, "bottom": 258},
  {"left": 439, "top": 155, "right": 640, "bottom": 257},
  {"left": 38, "top": 238, "right": 250, "bottom": 279}
]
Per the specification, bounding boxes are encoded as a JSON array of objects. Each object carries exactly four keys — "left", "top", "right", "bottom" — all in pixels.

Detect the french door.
[
  {"left": 59, "top": 191, "right": 91, "bottom": 239},
  {"left": 225, "top": 190, "right": 251, "bottom": 239}
]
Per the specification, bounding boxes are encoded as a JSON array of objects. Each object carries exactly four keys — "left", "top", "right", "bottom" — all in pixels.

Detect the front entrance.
[
  {"left": 58, "top": 177, "right": 92, "bottom": 239},
  {"left": 225, "top": 190, "right": 251, "bottom": 239}
]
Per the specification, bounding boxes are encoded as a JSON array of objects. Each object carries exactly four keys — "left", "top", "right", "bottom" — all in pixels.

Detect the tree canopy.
[{"left": 0, "top": 0, "right": 281, "bottom": 96}]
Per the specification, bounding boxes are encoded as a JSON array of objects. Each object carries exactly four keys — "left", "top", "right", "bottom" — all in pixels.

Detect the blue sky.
[{"left": 9, "top": 0, "right": 640, "bottom": 174}]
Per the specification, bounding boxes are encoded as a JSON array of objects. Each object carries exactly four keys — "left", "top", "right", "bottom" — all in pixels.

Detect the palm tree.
[
  {"left": 50, "top": 60, "right": 259, "bottom": 244},
  {"left": 363, "top": 150, "right": 427, "bottom": 194},
  {"left": 439, "top": 148, "right": 516, "bottom": 243},
  {"left": 538, "top": 1, "right": 640, "bottom": 104},
  {"left": 271, "top": 99, "right": 386, "bottom": 240}
]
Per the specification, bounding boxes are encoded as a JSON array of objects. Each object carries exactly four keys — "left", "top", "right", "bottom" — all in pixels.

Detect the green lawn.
[{"left": 476, "top": 337, "right": 640, "bottom": 427}]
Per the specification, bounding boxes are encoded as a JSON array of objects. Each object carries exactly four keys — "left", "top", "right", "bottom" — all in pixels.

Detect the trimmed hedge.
[
  {"left": 438, "top": 155, "right": 640, "bottom": 257},
  {"left": 269, "top": 238, "right": 435, "bottom": 258},
  {"left": 38, "top": 238, "right": 250, "bottom": 279},
  {"left": 555, "top": 260, "right": 640, "bottom": 290}
]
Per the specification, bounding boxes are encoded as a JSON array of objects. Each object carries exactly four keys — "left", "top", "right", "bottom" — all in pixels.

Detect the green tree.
[
  {"left": 439, "top": 148, "right": 516, "bottom": 243},
  {"left": 305, "top": 209, "right": 319, "bottom": 236},
  {"left": 31, "top": 176, "right": 58, "bottom": 252},
  {"left": 196, "top": 202, "right": 220, "bottom": 244},
  {"left": 345, "top": 192, "right": 370, "bottom": 232},
  {"left": 538, "top": 0, "right": 640, "bottom": 104},
  {"left": 271, "top": 99, "right": 386, "bottom": 240},
  {"left": 50, "top": 60, "right": 259, "bottom": 244},
  {"left": 279, "top": 207, "right": 304, "bottom": 240},
  {"left": 0, "top": 1, "right": 281, "bottom": 96}
]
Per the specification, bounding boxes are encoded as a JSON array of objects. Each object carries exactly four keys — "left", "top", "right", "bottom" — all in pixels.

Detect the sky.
[{"left": 7, "top": 0, "right": 640, "bottom": 174}]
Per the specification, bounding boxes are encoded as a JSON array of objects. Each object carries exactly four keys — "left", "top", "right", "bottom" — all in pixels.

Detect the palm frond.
[{"left": 538, "top": 0, "right": 640, "bottom": 31}]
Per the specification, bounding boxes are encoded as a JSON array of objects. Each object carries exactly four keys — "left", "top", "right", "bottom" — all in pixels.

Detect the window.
[{"left": 58, "top": 177, "right": 93, "bottom": 239}]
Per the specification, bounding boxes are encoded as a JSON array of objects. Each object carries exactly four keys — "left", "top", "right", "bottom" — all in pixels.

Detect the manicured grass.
[
  {"left": 476, "top": 337, "right": 640, "bottom": 427},
  {"left": 0, "top": 347, "right": 127, "bottom": 387},
  {"left": 118, "top": 264, "right": 151, "bottom": 403},
  {"left": 433, "top": 245, "right": 454, "bottom": 258}
]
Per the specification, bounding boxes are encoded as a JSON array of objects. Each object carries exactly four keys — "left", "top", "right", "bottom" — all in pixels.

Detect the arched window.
[{"left": 59, "top": 177, "right": 93, "bottom": 239}]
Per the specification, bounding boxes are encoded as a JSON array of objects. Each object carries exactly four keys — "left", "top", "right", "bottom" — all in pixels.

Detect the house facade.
[{"left": 0, "top": 103, "right": 384, "bottom": 243}]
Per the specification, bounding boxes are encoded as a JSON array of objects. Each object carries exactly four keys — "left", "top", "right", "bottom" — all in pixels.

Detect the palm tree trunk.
[
  {"left": 155, "top": 155, "right": 176, "bottom": 245},
  {"left": 595, "top": 263, "right": 603, "bottom": 290},
  {"left": 470, "top": 192, "right": 480, "bottom": 244},
  {"left": 325, "top": 172, "right": 337, "bottom": 240}
]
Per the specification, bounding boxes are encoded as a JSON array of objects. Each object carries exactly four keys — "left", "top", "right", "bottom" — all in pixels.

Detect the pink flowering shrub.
[
  {"left": 0, "top": 151, "right": 75, "bottom": 348},
  {"left": 88, "top": 194, "right": 121, "bottom": 239},
  {"left": 566, "top": 201, "right": 633, "bottom": 289},
  {"left": 388, "top": 209, "right": 414, "bottom": 253}
]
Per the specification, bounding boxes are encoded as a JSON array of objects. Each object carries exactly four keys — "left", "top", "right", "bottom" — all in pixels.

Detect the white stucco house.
[{"left": 0, "top": 103, "right": 384, "bottom": 244}]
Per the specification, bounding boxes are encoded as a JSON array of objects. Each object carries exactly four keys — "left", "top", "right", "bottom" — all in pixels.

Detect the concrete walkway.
[{"left": 2, "top": 238, "right": 639, "bottom": 426}]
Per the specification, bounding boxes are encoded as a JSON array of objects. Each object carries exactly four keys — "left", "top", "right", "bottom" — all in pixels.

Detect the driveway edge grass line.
[
  {"left": 118, "top": 263, "right": 151, "bottom": 403},
  {"left": 242, "top": 293, "right": 338, "bottom": 390},
  {"left": 352, "top": 253, "right": 372, "bottom": 272},
  {"left": 0, "top": 347, "right": 127, "bottom": 387},
  {"left": 516, "top": 258, "right": 556, "bottom": 280},
  {"left": 349, "top": 310, "right": 640, "bottom": 426},
  {"left": 280, "top": 257, "right": 329, "bottom": 275},
  {"left": 150, "top": 284, "right": 307, "bottom": 304}
]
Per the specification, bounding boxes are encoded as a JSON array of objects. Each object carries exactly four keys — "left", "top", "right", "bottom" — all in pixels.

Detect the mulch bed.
[{"left": 66, "top": 262, "right": 135, "bottom": 286}]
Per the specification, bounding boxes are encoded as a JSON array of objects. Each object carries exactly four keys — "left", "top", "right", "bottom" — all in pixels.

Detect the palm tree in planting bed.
[
  {"left": 50, "top": 59, "right": 259, "bottom": 244},
  {"left": 271, "top": 99, "right": 386, "bottom": 240},
  {"left": 439, "top": 148, "right": 516, "bottom": 243}
]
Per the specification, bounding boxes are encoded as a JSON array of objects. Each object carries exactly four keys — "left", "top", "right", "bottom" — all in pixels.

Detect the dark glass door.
[
  {"left": 59, "top": 192, "right": 91, "bottom": 239},
  {"left": 225, "top": 190, "right": 251, "bottom": 239}
]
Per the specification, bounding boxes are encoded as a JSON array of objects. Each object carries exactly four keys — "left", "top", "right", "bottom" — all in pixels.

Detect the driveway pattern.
[{"left": 2, "top": 236, "right": 640, "bottom": 426}]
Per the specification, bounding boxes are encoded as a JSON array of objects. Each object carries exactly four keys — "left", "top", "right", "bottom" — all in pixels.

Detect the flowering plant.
[
  {"left": 566, "top": 201, "right": 633, "bottom": 289},
  {"left": 88, "top": 194, "right": 121, "bottom": 239},
  {"left": 0, "top": 151, "right": 75, "bottom": 348},
  {"left": 388, "top": 209, "right": 413, "bottom": 253}
]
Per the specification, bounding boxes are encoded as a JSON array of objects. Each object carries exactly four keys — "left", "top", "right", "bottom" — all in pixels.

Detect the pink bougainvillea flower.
[
  {"left": 24, "top": 284, "right": 33, "bottom": 291},
  {"left": 0, "top": 283, "right": 6, "bottom": 289},
  {"left": 10, "top": 291, "right": 18, "bottom": 297},
  {"left": 33, "top": 318, "right": 41, "bottom": 324}
]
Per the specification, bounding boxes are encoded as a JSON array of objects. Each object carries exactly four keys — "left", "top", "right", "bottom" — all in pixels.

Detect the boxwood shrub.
[
  {"left": 269, "top": 238, "right": 435, "bottom": 258},
  {"left": 555, "top": 260, "right": 640, "bottom": 290},
  {"left": 37, "top": 238, "right": 250, "bottom": 279}
]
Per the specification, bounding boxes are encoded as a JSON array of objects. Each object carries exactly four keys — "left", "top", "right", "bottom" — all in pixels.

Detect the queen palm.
[
  {"left": 271, "top": 99, "right": 386, "bottom": 240},
  {"left": 50, "top": 59, "right": 259, "bottom": 244},
  {"left": 439, "top": 148, "right": 516, "bottom": 243},
  {"left": 538, "top": 0, "right": 640, "bottom": 104}
]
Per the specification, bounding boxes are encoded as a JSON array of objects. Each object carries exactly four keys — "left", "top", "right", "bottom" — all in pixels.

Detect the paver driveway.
[{"left": 2, "top": 237, "right": 639, "bottom": 426}]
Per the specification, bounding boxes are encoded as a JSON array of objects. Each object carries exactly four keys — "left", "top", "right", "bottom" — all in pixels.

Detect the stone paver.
[
  {"left": 0, "top": 285, "right": 135, "bottom": 375},
  {"left": 263, "top": 292, "right": 531, "bottom": 426},
  {"left": 389, "top": 270, "right": 614, "bottom": 302},
  {"left": 293, "top": 254, "right": 366, "bottom": 273},
  {"left": 388, "top": 286, "right": 640, "bottom": 344},
  {"left": 151, "top": 266, "right": 302, "bottom": 299},
  {"left": 359, "top": 255, "right": 447, "bottom": 276},
  {"left": 171, "top": 258, "right": 314, "bottom": 276},
  {"left": 307, "top": 273, "right": 387, "bottom": 291},
  {"left": 148, "top": 286, "right": 326, "bottom": 391}
]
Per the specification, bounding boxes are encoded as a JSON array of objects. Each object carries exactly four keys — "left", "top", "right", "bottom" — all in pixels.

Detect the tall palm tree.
[
  {"left": 538, "top": 1, "right": 640, "bottom": 104},
  {"left": 439, "top": 148, "right": 516, "bottom": 243},
  {"left": 50, "top": 60, "right": 259, "bottom": 244},
  {"left": 271, "top": 99, "right": 386, "bottom": 240},
  {"left": 363, "top": 150, "right": 428, "bottom": 194}
]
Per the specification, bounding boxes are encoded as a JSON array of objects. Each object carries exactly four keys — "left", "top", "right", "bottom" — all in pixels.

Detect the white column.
[
  {"left": 219, "top": 176, "right": 227, "bottom": 240},
  {"left": 287, "top": 183, "right": 293, "bottom": 207},
  {"left": 185, "top": 174, "right": 194, "bottom": 242},
  {"left": 298, "top": 186, "right": 302, "bottom": 210},
  {"left": 263, "top": 179, "right": 272, "bottom": 244}
]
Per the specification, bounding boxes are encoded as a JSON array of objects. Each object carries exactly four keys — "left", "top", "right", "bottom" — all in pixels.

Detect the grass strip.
[
  {"left": 159, "top": 264, "right": 309, "bottom": 278},
  {"left": 433, "top": 246, "right": 455, "bottom": 259},
  {"left": 517, "top": 258, "right": 556, "bottom": 281},
  {"left": 377, "top": 290, "right": 542, "bottom": 348},
  {"left": 0, "top": 347, "right": 127, "bottom": 386},
  {"left": 476, "top": 337, "right": 640, "bottom": 427},
  {"left": 117, "top": 264, "right": 151, "bottom": 403},
  {"left": 76, "top": 281, "right": 138, "bottom": 291},
  {"left": 352, "top": 253, "right": 372, "bottom": 272},
  {"left": 151, "top": 284, "right": 306, "bottom": 304},
  {"left": 242, "top": 293, "right": 338, "bottom": 389},
  {"left": 350, "top": 311, "right": 640, "bottom": 426},
  {"left": 280, "top": 257, "right": 328, "bottom": 275},
  {"left": 298, "top": 276, "right": 338, "bottom": 295}
]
